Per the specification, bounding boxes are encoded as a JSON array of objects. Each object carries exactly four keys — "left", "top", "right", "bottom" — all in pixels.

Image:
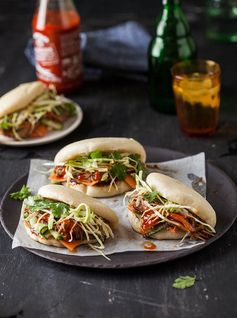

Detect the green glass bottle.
[{"left": 148, "top": 0, "right": 197, "bottom": 113}]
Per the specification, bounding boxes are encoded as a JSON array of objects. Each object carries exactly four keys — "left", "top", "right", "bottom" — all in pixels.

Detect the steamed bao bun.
[{"left": 53, "top": 137, "right": 146, "bottom": 198}]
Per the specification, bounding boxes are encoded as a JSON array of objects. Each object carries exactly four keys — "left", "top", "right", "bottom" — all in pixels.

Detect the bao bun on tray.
[
  {"left": 54, "top": 137, "right": 146, "bottom": 164},
  {"left": 147, "top": 173, "right": 216, "bottom": 227},
  {"left": 52, "top": 137, "right": 146, "bottom": 198},
  {"left": 23, "top": 184, "right": 118, "bottom": 248},
  {"left": 128, "top": 173, "right": 216, "bottom": 240},
  {"left": 0, "top": 82, "right": 47, "bottom": 118}
]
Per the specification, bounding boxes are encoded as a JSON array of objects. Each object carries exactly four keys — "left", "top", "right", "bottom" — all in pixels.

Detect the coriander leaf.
[
  {"left": 25, "top": 198, "right": 50, "bottom": 212},
  {"left": 128, "top": 154, "right": 147, "bottom": 176},
  {"left": 128, "top": 153, "right": 140, "bottom": 163},
  {"left": 172, "top": 276, "right": 196, "bottom": 289},
  {"left": 10, "top": 185, "right": 31, "bottom": 201},
  {"left": 0, "top": 115, "right": 10, "bottom": 130},
  {"left": 25, "top": 197, "right": 70, "bottom": 218},
  {"left": 64, "top": 102, "right": 76, "bottom": 116},
  {"left": 109, "top": 151, "right": 122, "bottom": 160},
  {"left": 90, "top": 150, "right": 103, "bottom": 159},
  {"left": 31, "top": 195, "right": 42, "bottom": 202},
  {"left": 138, "top": 163, "right": 148, "bottom": 177},
  {"left": 110, "top": 163, "right": 127, "bottom": 181},
  {"left": 67, "top": 156, "right": 89, "bottom": 167},
  {"left": 50, "top": 202, "right": 70, "bottom": 218},
  {"left": 144, "top": 191, "right": 159, "bottom": 202},
  {"left": 24, "top": 195, "right": 40, "bottom": 206}
]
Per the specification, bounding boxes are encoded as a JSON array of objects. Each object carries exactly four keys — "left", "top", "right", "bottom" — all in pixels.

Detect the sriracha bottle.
[{"left": 32, "top": 0, "right": 83, "bottom": 93}]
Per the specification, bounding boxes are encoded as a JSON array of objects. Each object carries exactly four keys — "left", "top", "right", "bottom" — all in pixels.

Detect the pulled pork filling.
[
  {"left": 128, "top": 191, "right": 215, "bottom": 240},
  {"left": 49, "top": 151, "right": 146, "bottom": 190},
  {"left": 23, "top": 195, "right": 114, "bottom": 252},
  {"left": 29, "top": 211, "right": 83, "bottom": 242}
]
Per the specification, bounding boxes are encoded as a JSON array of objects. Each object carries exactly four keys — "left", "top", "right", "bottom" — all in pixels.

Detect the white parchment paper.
[{"left": 12, "top": 153, "right": 206, "bottom": 256}]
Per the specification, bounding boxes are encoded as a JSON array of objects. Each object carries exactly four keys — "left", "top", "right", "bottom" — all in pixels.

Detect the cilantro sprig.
[
  {"left": 25, "top": 196, "right": 70, "bottom": 218},
  {"left": 144, "top": 191, "right": 159, "bottom": 202},
  {"left": 67, "top": 150, "right": 145, "bottom": 182},
  {"left": 0, "top": 115, "right": 10, "bottom": 130},
  {"left": 89, "top": 150, "right": 123, "bottom": 160},
  {"left": 172, "top": 276, "right": 196, "bottom": 289},
  {"left": 129, "top": 154, "right": 147, "bottom": 177},
  {"left": 64, "top": 102, "right": 76, "bottom": 116},
  {"left": 109, "top": 151, "right": 122, "bottom": 160},
  {"left": 90, "top": 150, "right": 103, "bottom": 159},
  {"left": 10, "top": 185, "right": 31, "bottom": 201},
  {"left": 110, "top": 163, "right": 127, "bottom": 180}
]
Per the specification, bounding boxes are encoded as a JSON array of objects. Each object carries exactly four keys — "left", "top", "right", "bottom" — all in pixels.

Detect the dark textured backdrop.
[{"left": 0, "top": 1, "right": 237, "bottom": 317}]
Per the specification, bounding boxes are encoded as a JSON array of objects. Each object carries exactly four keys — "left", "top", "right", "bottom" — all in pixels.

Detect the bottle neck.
[
  {"left": 37, "top": 0, "right": 76, "bottom": 11},
  {"left": 155, "top": 0, "right": 191, "bottom": 38},
  {"left": 162, "top": 0, "right": 181, "bottom": 5},
  {"left": 34, "top": 0, "right": 80, "bottom": 30}
]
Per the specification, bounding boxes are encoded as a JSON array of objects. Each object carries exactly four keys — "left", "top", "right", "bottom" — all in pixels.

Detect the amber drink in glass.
[{"left": 172, "top": 60, "right": 221, "bottom": 136}]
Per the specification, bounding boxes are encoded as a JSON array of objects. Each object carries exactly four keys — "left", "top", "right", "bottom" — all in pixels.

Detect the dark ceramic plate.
[{"left": 1, "top": 147, "right": 237, "bottom": 269}]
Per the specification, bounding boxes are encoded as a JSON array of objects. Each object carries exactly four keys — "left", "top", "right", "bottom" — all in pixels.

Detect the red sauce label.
[
  {"left": 143, "top": 241, "right": 157, "bottom": 250},
  {"left": 32, "top": 10, "right": 83, "bottom": 93}
]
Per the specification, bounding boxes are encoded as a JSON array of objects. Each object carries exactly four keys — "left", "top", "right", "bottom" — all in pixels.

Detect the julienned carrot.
[
  {"left": 124, "top": 175, "right": 136, "bottom": 189},
  {"left": 48, "top": 172, "right": 66, "bottom": 183},
  {"left": 31, "top": 125, "right": 47, "bottom": 138},
  {"left": 127, "top": 203, "right": 135, "bottom": 212},
  {"left": 79, "top": 179, "right": 100, "bottom": 186},
  {"left": 169, "top": 214, "right": 194, "bottom": 232},
  {"left": 59, "top": 240, "right": 81, "bottom": 252}
]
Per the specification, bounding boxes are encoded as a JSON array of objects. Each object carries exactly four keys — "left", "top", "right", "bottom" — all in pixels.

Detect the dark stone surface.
[{"left": 0, "top": 0, "right": 236, "bottom": 317}]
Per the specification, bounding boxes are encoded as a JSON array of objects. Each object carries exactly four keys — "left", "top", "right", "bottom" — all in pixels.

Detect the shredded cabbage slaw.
[
  {"left": 125, "top": 172, "right": 216, "bottom": 240},
  {"left": 53, "top": 152, "right": 145, "bottom": 192},
  {"left": 0, "top": 87, "right": 76, "bottom": 140},
  {"left": 23, "top": 195, "right": 114, "bottom": 257}
]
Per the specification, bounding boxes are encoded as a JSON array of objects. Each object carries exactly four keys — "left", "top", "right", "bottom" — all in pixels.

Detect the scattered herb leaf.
[
  {"left": 172, "top": 276, "right": 196, "bottom": 289},
  {"left": 10, "top": 185, "right": 31, "bottom": 201}
]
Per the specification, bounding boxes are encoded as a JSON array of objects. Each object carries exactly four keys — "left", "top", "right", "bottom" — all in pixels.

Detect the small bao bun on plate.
[
  {"left": 54, "top": 137, "right": 146, "bottom": 198},
  {"left": 23, "top": 184, "right": 118, "bottom": 248},
  {"left": 0, "top": 81, "right": 47, "bottom": 118},
  {"left": 128, "top": 172, "right": 216, "bottom": 240}
]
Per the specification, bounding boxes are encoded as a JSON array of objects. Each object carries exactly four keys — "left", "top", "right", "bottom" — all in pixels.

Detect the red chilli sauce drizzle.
[{"left": 143, "top": 241, "right": 157, "bottom": 250}]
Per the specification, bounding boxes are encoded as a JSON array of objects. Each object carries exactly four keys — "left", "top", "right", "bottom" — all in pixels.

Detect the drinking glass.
[{"left": 172, "top": 60, "right": 221, "bottom": 136}]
